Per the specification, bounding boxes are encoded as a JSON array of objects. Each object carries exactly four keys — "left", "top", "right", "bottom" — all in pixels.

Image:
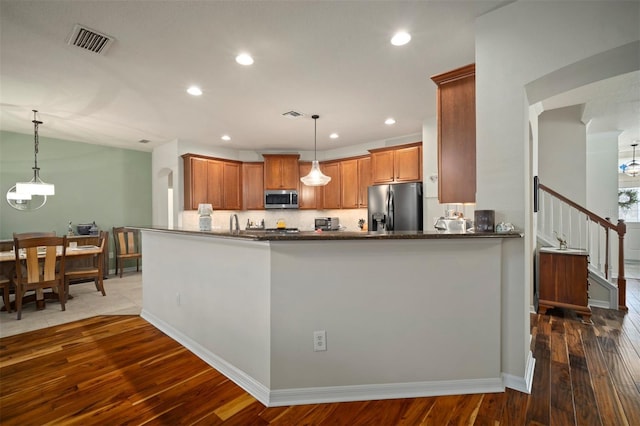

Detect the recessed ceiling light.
[
  {"left": 187, "top": 86, "right": 202, "bottom": 96},
  {"left": 385, "top": 118, "right": 396, "bottom": 125},
  {"left": 236, "top": 53, "right": 254, "bottom": 65},
  {"left": 329, "top": 133, "right": 339, "bottom": 139},
  {"left": 221, "top": 135, "right": 231, "bottom": 141},
  {"left": 391, "top": 31, "right": 411, "bottom": 46}
]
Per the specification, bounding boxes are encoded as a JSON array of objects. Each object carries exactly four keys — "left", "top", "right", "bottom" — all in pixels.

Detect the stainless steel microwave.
[{"left": 264, "top": 190, "right": 298, "bottom": 209}]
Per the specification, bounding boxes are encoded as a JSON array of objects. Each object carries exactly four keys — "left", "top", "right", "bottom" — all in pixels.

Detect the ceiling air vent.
[
  {"left": 282, "top": 110, "right": 304, "bottom": 119},
  {"left": 67, "top": 24, "right": 115, "bottom": 55}
]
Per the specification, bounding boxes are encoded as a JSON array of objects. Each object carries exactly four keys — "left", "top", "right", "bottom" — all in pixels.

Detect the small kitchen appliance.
[
  {"left": 315, "top": 217, "right": 340, "bottom": 231},
  {"left": 264, "top": 189, "right": 298, "bottom": 209}
]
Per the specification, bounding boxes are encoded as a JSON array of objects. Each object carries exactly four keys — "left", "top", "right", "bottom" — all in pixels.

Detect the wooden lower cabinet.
[{"left": 538, "top": 249, "right": 591, "bottom": 323}]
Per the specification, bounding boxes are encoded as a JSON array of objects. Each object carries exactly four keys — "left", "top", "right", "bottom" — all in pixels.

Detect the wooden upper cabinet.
[
  {"left": 369, "top": 142, "right": 422, "bottom": 185},
  {"left": 184, "top": 156, "right": 208, "bottom": 209},
  {"left": 358, "top": 156, "right": 371, "bottom": 207},
  {"left": 298, "top": 162, "right": 320, "bottom": 209},
  {"left": 207, "top": 160, "right": 224, "bottom": 209},
  {"left": 340, "top": 159, "right": 359, "bottom": 209},
  {"left": 182, "top": 154, "right": 242, "bottom": 210},
  {"left": 340, "top": 156, "right": 370, "bottom": 209},
  {"left": 242, "top": 163, "right": 264, "bottom": 210},
  {"left": 321, "top": 161, "right": 341, "bottom": 209},
  {"left": 223, "top": 161, "right": 242, "bottom": 210},
  {"left": 431, "top": 63, "right": 476, "bottom": 203},
  {"left": 263, "top": 154, "right": 300, "bottom": 189}
]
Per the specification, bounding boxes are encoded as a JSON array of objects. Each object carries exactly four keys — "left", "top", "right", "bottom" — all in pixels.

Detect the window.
[{"left": 619, "top": 187, "right": 639, "bottom": 222}]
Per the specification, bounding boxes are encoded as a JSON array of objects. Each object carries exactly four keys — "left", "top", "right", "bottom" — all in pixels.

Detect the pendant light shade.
[
  {"left": 624, "top": 143, "right": 639, "bottom": 177},
  {"left": 301, "top": 114, "right": 332, "bottom": 186},
  {"left": 6, "top": 110, "right": 54, "bottom": 210}
]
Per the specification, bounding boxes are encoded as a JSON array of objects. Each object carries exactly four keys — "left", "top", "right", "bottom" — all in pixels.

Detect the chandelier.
[
  {"left": 300, "top": 114, "right": 331, "bottom": 186},
  {"left": 6, "top": 110, "right": 55, "bottom": 210},
  {"left": 622, "top": 143, "right": 639, "bottom": 177}
]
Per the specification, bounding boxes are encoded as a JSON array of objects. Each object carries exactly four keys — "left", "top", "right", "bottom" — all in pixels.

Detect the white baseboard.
[
  {"left": 588, "top": 298, "right": 611, "bottom": 309},
  {"left": 141, "top": 310, "right": 506, "bottom": 407},
  {"left": 141, "top": 310, "right": 271, "bottom": 406},
  {"left": 268, "top": 378, "right": 504, "bottom": 407},
  {"left": 502, "top": 350, "right": 535, "bottom": 394}
]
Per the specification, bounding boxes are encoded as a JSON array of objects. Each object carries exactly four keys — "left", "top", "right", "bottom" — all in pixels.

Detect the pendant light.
[
  {"left": 623, "top": 143, "right": 639, "bottom": 177},
  {"left": 6, "top": 110, "right": 54, "bottom": 210},
  {"left": 301, "top": 114, "right": 332, "bottom": 186}
]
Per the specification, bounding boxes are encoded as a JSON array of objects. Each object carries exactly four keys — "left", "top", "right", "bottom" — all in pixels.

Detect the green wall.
[{"left": 0, "top": 131, "right": 152, "bottom": 269}]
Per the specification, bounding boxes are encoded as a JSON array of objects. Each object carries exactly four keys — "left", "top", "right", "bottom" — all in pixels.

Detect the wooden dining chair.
[
  {"left": 12, "top": 235, "right": 68, "bottom": 320},
  {"left": 113, "top": 227, "right": 142, "bottom": 278},
  {"left": 0, "top": 275, "right": 11, "bottom": 313},
  {"left": 13, "top": 231, "right": 56, "bottom": 238},
  {"left": 64, "top": 231, "right": 107, "bottom": 297}
]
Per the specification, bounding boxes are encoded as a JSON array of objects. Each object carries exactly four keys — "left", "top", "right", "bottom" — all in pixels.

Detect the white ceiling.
[{"left": 1, "top": 0, "right": 637, "bottom": 160}]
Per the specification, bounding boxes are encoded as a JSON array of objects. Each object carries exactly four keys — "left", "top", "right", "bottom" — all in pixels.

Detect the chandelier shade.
[{"left": 301, "top": 114, "right": 332, "bottom": 187}]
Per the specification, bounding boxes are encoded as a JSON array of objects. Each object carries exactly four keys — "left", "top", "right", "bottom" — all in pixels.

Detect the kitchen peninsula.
[{"left": 140, "top": 226, "right": 522, "bottom": 406}]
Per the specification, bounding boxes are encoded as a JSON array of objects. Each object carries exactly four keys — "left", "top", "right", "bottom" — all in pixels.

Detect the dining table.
[{"left": 0, "top": 244, "right": 102, "bottom": 311}]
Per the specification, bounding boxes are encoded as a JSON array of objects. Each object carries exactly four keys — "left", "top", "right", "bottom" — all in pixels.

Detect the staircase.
[{"left": 537, "top": 183, "right": 627, "bottom": 310}]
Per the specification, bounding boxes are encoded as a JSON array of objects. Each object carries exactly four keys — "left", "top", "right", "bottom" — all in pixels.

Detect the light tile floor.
[{"left": 0, "top": 272, "right": 142, "bottom": 338}]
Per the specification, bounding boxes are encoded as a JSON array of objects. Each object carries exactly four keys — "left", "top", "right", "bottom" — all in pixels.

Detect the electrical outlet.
[
  {"left": 176, "top": 292, "right": 181, "bottom": 306},
  {"left": 313, "top": 330, "right": 327, "bottom": 352}
]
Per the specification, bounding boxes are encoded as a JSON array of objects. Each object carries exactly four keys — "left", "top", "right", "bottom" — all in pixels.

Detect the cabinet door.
[
  {"left": 264, "top": 156, "right": 284, "bottom": 189},
  {"left": 371, "top": 150, "right": 395, "bottom": 184},
  {"left": 223, "top": 162, "right": 242, "bottom": 210},
  {"left": 539, "top": 252, "right": 589, "bottom": 308},
  {"left": 280, "top": 156, "right": 300, "bottom": 189},
  {"left": 432, "top": 64, "right": 475, "bottom": 203},
  {"left": 243, "top": 163, "right": 264, "bottom": 210},
  {"left": 394, "top": 145, "right": 421, "bottom": 182},
  {"left": 189, "top": 157, "right": 209, "bottom": 210},
  {"left": 264, "top": 155, "right": 299, "bottom": 189},
  {"left": 358, "top": 157, "right": 371, "bottom": 207},
  {"left": 340, "top": 159, "right": 359, "bottom": 209},
  {"left": 207, "top": 160, "right": 224, "bottom": 209},
  {"left": 321, "top": 162, "right": 341, "bottom": 209},
  {"left": 298, "top": 162, "right": 319, "bottom": 209}
]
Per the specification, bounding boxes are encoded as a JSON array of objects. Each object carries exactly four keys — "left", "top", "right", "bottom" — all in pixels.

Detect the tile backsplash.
[{"left": 181, "top": 208, "right": 368, "bottom": 232}]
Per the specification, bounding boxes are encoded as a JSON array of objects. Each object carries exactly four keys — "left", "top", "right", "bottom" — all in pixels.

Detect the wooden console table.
[{"left": 538, "top": 247, "right": 591, "bottom": 323}]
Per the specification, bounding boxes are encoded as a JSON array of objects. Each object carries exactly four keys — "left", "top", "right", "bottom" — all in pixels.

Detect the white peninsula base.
[{"left": 141, "top": 229, "right": 512, "bottom": 406}]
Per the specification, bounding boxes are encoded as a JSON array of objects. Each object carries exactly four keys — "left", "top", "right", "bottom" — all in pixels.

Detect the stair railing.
[{"left": 538, "top": 183, "right": 627, "bottom": 310}]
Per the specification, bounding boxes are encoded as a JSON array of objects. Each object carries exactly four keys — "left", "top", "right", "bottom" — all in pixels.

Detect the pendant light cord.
[
  {"left": 32, "top": 110, "right": 42, "bottom": 179},
  {"left": 312, "top": 114, "right": 319, "bottom": 161}
]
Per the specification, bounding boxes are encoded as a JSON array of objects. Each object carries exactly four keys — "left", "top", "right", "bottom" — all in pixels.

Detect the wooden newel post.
[{"left": 617, "top": 219, "right": 627, "bottom": 311}]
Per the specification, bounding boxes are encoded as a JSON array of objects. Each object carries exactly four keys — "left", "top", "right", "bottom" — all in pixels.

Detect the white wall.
[
  {"left": 587, "top": 131, "right": 621, "bottom": 220},
  {"left": 539, "top": 105, "right": 587, "bottom": 205},
  {"left": 476, "top": 0, "right": 640, "bottom": 383}
]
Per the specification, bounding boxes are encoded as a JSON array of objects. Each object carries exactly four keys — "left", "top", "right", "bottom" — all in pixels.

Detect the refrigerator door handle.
[{"left": 387, "top": 189, "right": 394, "bottom": 231}]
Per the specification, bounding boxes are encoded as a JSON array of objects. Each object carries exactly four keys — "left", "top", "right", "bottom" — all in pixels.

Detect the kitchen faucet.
[{"left": 230, "top": 214, "right": 239, "bottom": 234}]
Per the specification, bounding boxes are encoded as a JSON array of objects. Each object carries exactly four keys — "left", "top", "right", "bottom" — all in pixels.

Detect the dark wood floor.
[{"left": 1, "top": 279, "right": 639, "bottom": 425}]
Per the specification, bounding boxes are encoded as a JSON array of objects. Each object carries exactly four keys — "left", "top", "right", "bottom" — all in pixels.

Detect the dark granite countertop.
[{"left": 136, "top": 226, "right": 523, "bottom": 241}]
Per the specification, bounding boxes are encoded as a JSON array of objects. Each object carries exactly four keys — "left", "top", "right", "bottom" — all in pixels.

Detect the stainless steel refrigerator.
[{"left": 368, "top": 182, "right": 423, "bottom": 231}]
